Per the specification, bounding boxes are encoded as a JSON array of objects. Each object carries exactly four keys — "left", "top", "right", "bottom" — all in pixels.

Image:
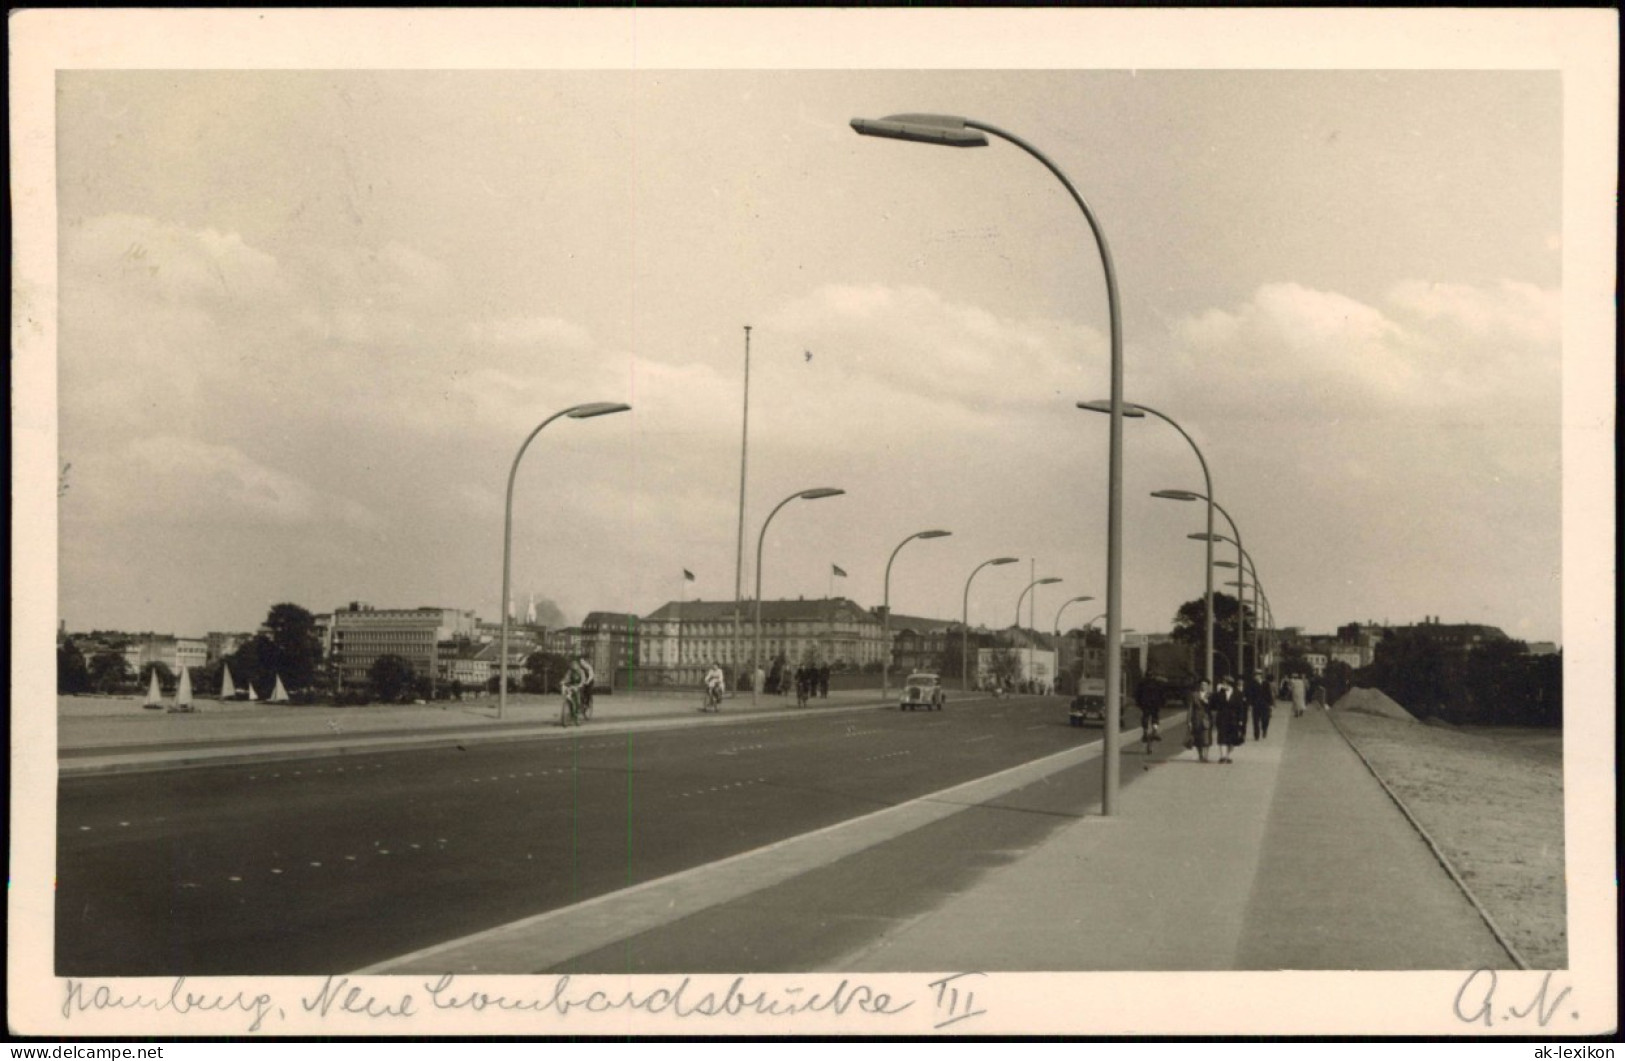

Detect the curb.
[{"left": 1327, "top": 709, "right": 1531, "bottom": 970}]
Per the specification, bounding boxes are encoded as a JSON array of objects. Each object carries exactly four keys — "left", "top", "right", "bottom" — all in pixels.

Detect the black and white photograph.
[{"left": 9, "top": 8, "right": 1617, "bottom": 1040}]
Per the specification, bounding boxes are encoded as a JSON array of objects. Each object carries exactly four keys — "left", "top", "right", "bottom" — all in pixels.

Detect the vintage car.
[
  {"left": 1068, "top": 677, "right": 1107, "bottom": 727},
  {"left": 900, "top": 671, "right": 945, "bottom": 711}
]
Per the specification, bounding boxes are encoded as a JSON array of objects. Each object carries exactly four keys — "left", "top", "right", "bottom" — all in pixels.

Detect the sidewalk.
[
  {"left": 54, "top": 688, "right": 892, "bottom": 775},
  {"left": 838, "top": 705, "right": 1517, "bottom": 971}
]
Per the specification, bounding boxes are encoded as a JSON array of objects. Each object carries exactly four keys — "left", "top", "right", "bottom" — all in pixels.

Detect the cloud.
[
  {"left": 1159, "top": 279, "right": 1560, "bottom": 422},
  {"left": 763, "top": 283, "right": 1102, "bottom": 413},
  {"left": 76, "top": 435, "right": 381, "bottom": 531}
]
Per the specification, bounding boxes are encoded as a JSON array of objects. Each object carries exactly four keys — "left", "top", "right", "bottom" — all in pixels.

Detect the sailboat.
[
  {"left": 219, "top": 662, "right": 237, "bottom": 700},
  {"left": 269, "top": 674, "right": 290, "bottom": 703},
  {"left": 143, "top": 668, "right": 163, "bottom": 709},
  {"left": 168, "top": 666, "right": 195, "bottom": 713},
  {"left": 247, "top": 681, "right": 259, "bottom": 702}
]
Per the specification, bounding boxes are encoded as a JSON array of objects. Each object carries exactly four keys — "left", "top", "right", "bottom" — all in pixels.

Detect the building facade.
[
  {"left": 121, "top": 634, "right": 208, "bottom": 676},
  {"left": 638, "top": 597, "right": 885, "bottom": 686},
  {"left": 329, "top": 603, "right": 478, "bottom": 689},
  {"left": 580, "top": 612, "right": 639, "bottom": 690}
]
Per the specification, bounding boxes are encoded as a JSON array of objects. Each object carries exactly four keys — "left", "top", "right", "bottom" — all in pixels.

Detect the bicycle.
[
  {"left": 701, "top": 684, "right": 723, "bottom": 713},
  {"left": 560, "top": 685, "right": 586, "bottom": 727},
  {"left": 1141, "top": 708, "right": 1162, "bottom": 756}
]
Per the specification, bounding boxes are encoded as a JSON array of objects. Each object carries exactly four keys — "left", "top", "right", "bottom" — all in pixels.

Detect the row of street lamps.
[
  {"left": 851, "top": 112, "right": 1273, "bottom": 816},
  {"left": 498, "top": 112, "right": 1273, "bottom": 824}
]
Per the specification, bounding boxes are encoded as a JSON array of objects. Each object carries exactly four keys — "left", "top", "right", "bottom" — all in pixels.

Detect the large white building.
[
  {"left": 638, "top": 597, "right": 885, "bottom": 685},
  {"left": 329, "top": 603, "right": 478, "bottom": 689},
  {"left": 121, "top": 634, "right": 208, "bottom": 676}
]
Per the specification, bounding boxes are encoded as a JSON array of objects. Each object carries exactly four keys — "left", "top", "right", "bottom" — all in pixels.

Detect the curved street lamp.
[
  {"left": 1216, "top": 553, "right": 1270, "bottom": 677},
  {"left": 1082, "top": 399, "right": 1214, "bottom": 686},
  {"left": 1014, "top": 577, "right": 1062, "bottom": 693},
  {"left": 882, "top": 529, "right": 952, "bottom": 701},
  {"left": 754, "top": 487, "right": 845, "bottom": 705},
  {"left": 1165, "top": 489, "right": 1246, "bottom": 679},
  {"left": 961, "top": 557, "right": 1019, "bottom": 692},
  {"left": 499, "top": 401, "right": 631, "bottom": 719},
  {"left": 1053, "top": 594, "right": 1095, "bottom": 695},
  {"left": 853, "top": 112, "right": 1130, "bottom": 814}
]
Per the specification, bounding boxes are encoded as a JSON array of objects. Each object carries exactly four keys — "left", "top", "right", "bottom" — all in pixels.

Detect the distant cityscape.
[{"left": 58, "top": 589, "right": 1557, "bottom": 699}]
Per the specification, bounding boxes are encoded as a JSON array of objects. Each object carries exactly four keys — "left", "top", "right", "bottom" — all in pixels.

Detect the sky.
[{"left": 38, "top": 28, "right": 1592, "bottom": 647}]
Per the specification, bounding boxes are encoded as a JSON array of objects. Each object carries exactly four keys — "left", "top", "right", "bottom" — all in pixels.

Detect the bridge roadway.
[{"left": 57, "top": 695, "right": 1173, "bottom": 976}]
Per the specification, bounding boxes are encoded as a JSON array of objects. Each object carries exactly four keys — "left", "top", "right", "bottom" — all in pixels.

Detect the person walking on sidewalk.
[
  {"left": 1185, "top": 678, "right": 1214, "bottom": 763},
  {"left": 1288, "top": 675, "right": 1307, "bottom": 718},
  {"left": 1309, "top": 678, "right": 1329, "bottom": 711},
  {"left": 1212, "top": 677, "right": 1245, "bottom": 764},
  {"left": 1247, "top": 669, "right": 1273, "bottom": 739}
]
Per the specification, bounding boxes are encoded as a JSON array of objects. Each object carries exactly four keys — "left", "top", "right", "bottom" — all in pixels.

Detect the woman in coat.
[
  {"left": 1185, "top": 678, "right": 1213, "bottom": 763},
  {"left": 1212, "top": 677, "right": 1246, "bottom": 764}
]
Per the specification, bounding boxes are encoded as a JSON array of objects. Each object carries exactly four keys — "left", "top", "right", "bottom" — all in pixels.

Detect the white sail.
[
  {"left": 144, "top": 669, "right": 162, "bottom": 707},
  {"left": 247, "top": 681, "right": 259, "bottom": 702},
  {"left": 270, "top": 674, "right": 290, "bottom": 703},
  {"left": 175, "top": 666, "right": 193, "bottom": 708},
  {"left": 220, "top": 662, "right": 237, "bottom": 699}
]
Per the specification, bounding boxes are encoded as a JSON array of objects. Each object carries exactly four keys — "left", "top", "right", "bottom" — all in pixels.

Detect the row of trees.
[{"left": 1359, "top": 629, "right": 1561, "bottom": 727}]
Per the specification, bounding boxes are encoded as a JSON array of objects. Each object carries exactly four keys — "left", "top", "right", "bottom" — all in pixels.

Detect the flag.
[
  {"left": 832, "top": 564, "right": 847, "bottom": 578},
  {"left": 683, "top": 569, "right": 695, "bottom": 582}
]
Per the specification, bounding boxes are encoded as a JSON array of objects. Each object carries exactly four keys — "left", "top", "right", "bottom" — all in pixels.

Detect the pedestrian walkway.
[
  {"left": 838, "top": 706, "right": 1515, "bottom": 971},
  {"left": 54, "top": 688, "right": 893, "bottom": 775}
]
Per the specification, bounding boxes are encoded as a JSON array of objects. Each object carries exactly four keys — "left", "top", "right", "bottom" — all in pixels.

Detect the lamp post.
[
  {"left": 1081, "top": 400, "right": 1213, "bottom": 687},
  {"left": 853, "top": 112, "right": 1129, "bottom": 815},
  {"left": 1053, "top": 595, "right": 1095, "bottom": 695},
  {"left": 1014, "top": 577, "right": 1062, "bottom": 692},
  {"left": 1216, "top": 551, "right": 1268, "bottom": 677},
  {"left": 882, "top": 529, "right": 952, "bottom": 701},
  {"left": 731, "top": 326, "right": 752, "bottom": 697},
  {"left": 962, "top": 557, "right": 1019, "bottom": 692},
  {"left": 499, "top": 401, "right": 631, "bottom": 720},
  {"left": 754, "top": 487, "right": 845, "bottom": 705},
  {"left": 1162, "top": 488, "right": 1245, "bottom": 680}
]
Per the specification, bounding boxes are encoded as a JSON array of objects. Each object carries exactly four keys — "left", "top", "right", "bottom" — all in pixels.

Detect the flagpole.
[{"left": 678, "top": 572, "right": 685, "bottom": 686}]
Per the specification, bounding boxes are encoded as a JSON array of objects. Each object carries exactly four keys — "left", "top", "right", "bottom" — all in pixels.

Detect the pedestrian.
[
  {"left": 1310, "top": 679, "right": 1328, "bottom": 711},
  {"left": 1288, "top": 675, "right": 1307, "bottom": 718},
  {"left": 818, "top": 664, "right": 830, "bottom": 699},
  {"left": 1185, "top": 678, "right": 1213, "bottom": 763},
  {"left": 1247, "top": 670, "right": 1273, "bottom": 739},
  {"left": 1212, "top": 677, "right": 1245, "bottom": 764}
]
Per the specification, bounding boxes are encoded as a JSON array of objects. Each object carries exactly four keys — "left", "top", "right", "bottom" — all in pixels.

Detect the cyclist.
[
  {"left": 1136, "top": 676, "right": 1165, "bottom": 752},
  {"left": 577, "top": 654, "right": 596, "bottom": 719},
  {"left": 703, "top": 661, "right": 725, "bottom": 712},
  {"left": 560, "top": 655, "right": 590, "bottom": 726}
]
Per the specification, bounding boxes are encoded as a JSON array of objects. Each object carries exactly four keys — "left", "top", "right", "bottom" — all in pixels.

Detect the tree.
[
  {"left": 139, "top": 661, "right": 176, "bottom": 691},
  {"left": 1366, "top": 628, "right": 1460, "bottom": 721},
  {"left": 260, "top": 603, "right": 324, "bottom": 691},
  {"left": 1321, "top": 660, "right": 1356, "bottom": 706},
  {"left": 227, "top": 635, "right": 276, "bottom": 699},
  {"left": 988, "top": 646, "right": 1021, "bottom": 689},
  {"left": 524, "top": 651, "right": 568, "bottom": 694},
  {"left": 58, "top": 641, "right": 90, "bottom": 694},
  {"left": 1277, "top": 642, "right": 1311, "bottom": 678},
  {"left": 88, "top": 651, "right": 132, "bottom": 694},
  {"left": 367, "top": 654, "right": 415, "bottom": 702},
  {"left": 1170, "top": 592, "right": 1257, "bottom": 677}
]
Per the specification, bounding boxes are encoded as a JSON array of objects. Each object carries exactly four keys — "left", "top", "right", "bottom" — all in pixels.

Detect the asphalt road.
[{"left": 57, "top": 695, "right": 1160, "bottom": 976}]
